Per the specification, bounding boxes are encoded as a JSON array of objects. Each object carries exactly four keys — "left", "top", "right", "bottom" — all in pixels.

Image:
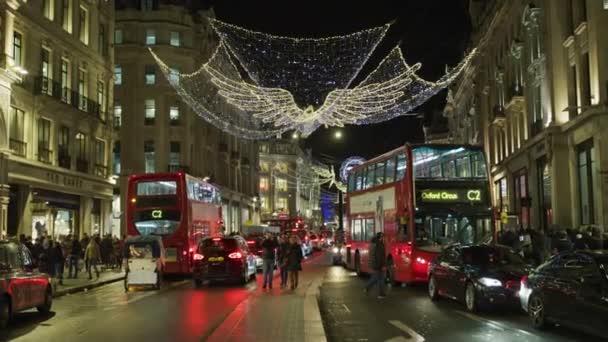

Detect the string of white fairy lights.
[{"left": 150, "top": 18, "right": 477, "bottom": 139}]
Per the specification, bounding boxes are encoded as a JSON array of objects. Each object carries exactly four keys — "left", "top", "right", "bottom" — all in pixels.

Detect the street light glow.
[
  {"left": 334, "top": 130, "right": 343, "bottom": 139},
  {"left": 292, "top": 132, "right": 299, "bottom": 140}
]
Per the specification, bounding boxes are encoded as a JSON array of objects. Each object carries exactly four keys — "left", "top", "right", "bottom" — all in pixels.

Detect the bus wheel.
[{"left": 354, "top": 253, "right": 362, "bottom": 276}]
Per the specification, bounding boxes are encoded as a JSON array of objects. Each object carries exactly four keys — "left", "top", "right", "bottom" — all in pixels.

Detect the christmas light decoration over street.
[{"left": 150, "top": 18, "right": 477, "bottom": 139}]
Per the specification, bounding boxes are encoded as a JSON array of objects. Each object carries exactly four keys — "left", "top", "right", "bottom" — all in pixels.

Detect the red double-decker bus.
[
  {"left": 342, "top": 144, "right": 493, "bottom": 284},
  {"left": 126, "top": 172, "right": 222, "bottom": 275}
]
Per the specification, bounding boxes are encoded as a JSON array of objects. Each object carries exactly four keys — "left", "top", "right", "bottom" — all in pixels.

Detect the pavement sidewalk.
[
  {"left": 206, "top": 256, "right": 328, "bottom": 342},
  {"left": 53, "top": 268, "right": 125, "bottom": 297}
]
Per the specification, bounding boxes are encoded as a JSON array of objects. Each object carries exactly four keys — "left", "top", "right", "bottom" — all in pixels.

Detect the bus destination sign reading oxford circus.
[{"left": 420, "top": 189, "right": 483, "bottom": 203}]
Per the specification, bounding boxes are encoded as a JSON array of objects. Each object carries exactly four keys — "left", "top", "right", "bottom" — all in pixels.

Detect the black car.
[
  {"left": 521, "top": 250, "right": 608, "bottom": 338},
  {"left": 0, "top": 241, "right": 53, "bottom": 328},
  {"left": 428, "top": 244, "right": 530, "bottom": 312},
  {"left": 192, "top": 236, "right": 257, "bottom": 286}
]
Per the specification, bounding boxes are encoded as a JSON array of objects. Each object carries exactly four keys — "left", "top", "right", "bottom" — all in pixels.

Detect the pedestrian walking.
[
  {"left": 277, "top": 234, "right": 290, "bottom": 288},
  {"left": 85, "top": 239, "right": 101, "bottom": 280},
  {"left": 260, "top": 232, "right": 278, "bottom": 289},
  {"left": 68, "top": 236, "right": 82, "bottom": 278},
  {"left": 364, "top": 232, "right": 387, "bottom": 298},
  {"left": 286, "top": 235, "right": 303, "bottom": 290},
  {"left": 53, "top": 239, "right": 65, "bottom": 286},
  {"left": 553, "top": 231, "right": 573, "bottom": 255}
]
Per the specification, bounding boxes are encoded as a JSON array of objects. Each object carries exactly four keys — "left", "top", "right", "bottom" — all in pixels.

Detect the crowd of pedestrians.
[
  {"left": 17, "top": 233, "right": 126, "bottom": 288},
  {"left": 256, "top": 232, "right": 304, "bottom": 291}
]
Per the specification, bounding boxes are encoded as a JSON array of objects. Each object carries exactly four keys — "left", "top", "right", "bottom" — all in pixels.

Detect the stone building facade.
[
  {"left": 444, "top": 0, "right": 608, "bottom": 232},
  {"left": 113, "top": 0, "right": 259, "bottom": 234},
  {"left": 0, "top": 0, "right": 115, "bottom": 239}
]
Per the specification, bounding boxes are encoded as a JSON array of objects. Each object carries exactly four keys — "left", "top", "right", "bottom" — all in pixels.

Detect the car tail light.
[
  {"left": 228, "top": 252, "right": 242, "bottom": 259},
  {"left": 189, "top": 247, "right": 193, "bottom": 253},
  {"left": 505, "top": 280, "right": 520, "bottom": 290},
  {"left": 212, "top": 237, "right": 222, "bottom": 241},
  {"left": 182, "top": 250, "right": 188, "bottom": 256},
  {"left": 521, "top": 275, "right": 528, "bottom": 287},
  {"left": 193, "top": 253, "right": 204, "bottom": 261},
  {"left": 415, "top": 257, "right": 427, "bottom": 265},
  {"left": 345, "top": 244, "right": 351, "bottom": 248},
  {"left": 247, "top": 240, "right": 255, "bottom": 245}
]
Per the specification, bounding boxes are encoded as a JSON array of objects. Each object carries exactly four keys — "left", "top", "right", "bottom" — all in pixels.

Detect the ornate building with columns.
[
  {"left": 0, "top": 0, "right": 115, "bottom": 239},
  {"left": 444, "top": 0, "right": 608, "bottom": 233}
]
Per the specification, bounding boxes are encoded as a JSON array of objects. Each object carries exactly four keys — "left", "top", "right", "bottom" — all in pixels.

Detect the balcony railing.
[
  {"left": 9, "top": 139, "right": 26, "bottom": 157},
  {"left": 94, "top": 164, "right": 108, "bottom": 177},
  {"left": 168, "top": 164, "right": 189, "bottom": 173},
  {"left": 58, "top": 151, "right": 71, "bottom": 169},
  {"left": 33, "top": 76, "right": 103, "bottom": 121},
  {"left": 38, "top": 147, "right": 53, "bottom": 164},
  {"left": 76, "top": 158, "right": 89, "bottom": 173}
]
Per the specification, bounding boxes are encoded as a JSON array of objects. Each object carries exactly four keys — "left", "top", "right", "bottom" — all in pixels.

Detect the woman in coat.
[{"left": 286, "top": 235, "right": 303, "bottom": 290}]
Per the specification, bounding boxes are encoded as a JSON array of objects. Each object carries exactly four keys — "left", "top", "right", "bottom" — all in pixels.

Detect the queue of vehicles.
[{"left": 337, "top": 143, "right": 608, "bottom": 339}]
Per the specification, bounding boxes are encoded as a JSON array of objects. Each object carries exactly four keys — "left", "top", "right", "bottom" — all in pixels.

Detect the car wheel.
[
  {"left": 465, "top": 282, "right": 478, "bottom": 312},
  {"left": 0, "top": 299, "right": 11, "bottom": 329},
  {"left": 354, "top": 254, "right": 362, "bottom": 276},
  {"left": 529, "top": 294, "right": 547, "bottom": 329},
  {"left": 428, "top": 275, "right": 440, "bottom": 301},
  {"left": 37, "top": 286, "right": 53, "bottom": 314}
]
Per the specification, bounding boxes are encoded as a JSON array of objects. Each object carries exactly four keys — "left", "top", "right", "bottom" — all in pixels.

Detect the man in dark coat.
[
  {"left": 364, "top": 232, "right": 386, "bottom": 298},
  {"left": 286, "top": 235, "right": 303, "bottom": 290},
  {"left": 260, "top": 233, "right": 278, "bottom": 289},
  {"left": 69, "top": 236, "right": 82, "bottom": 278},
  {"left": 277, "top": 234, "right": 290, "bottom": 288}
]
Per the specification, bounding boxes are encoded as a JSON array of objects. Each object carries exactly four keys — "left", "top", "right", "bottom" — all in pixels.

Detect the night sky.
[{"left": 212, "top": 0, "right": 471, "bottom": 165}]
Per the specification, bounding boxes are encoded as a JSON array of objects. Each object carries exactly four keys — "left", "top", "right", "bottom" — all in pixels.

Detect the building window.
[
  {"left": 12, "top": 31, "right": 22, "bottom": 66},
  {"left": 580, "top": 52, "right": 591, "bottom": 107},
  {"left": 114, "top": 66, "right": 122, "bottom": 85},
  {"left": 495, "top": 177, "right": 508, "bottom": 213},
  {"left": 536, "top": 157, "right": 552, "bottom": 230},
  {"left": 60, "top": 59, "right": 71, "bottom": 103},
  {"left": 144, "top": 99, "right": 155, "bottom": 125},
  {"left": 513, "top": 169, "right": 529, "bottom": 229},
  {"left": 146, "top": 29, "right": 156, "bottom": 45},
  {"left": 113, "top": 141, "right": 121, "bottom": 175},
  {"left": 141, "top": 0, "right": 155, "bottom": 10},
  {"left": 40, "top": 47, "right": 52, "bottom": 95},
  {"left": 58, "top": 126, "right": 70, "bottom": 167},
  {"left": 170, "top": 31, "right": 180, "bottom": 47},
  {"left": 43, "top": 0, "right": 55, "bottom": 20},
  {"left": 260, "top": 161, "right": 269, "bottom": 172},
  {"left": 62, "top": 0, "right": 72, "bottom": 33},
  {"left": 577, "top": 140, "right": 596, "bottom": 225},
  {"left": 79, "top": 6, "right": 89, "bottom": 45},
  {"left": 275, "top": 197, "right": 288, "bottom": 213},
  {"left": 97, "top": 80, "right": 106, "bottom": 118},
  {"left": 169, "top": 68, "right": 179, "bottom": 84},
  {"left": 259, "top": 177, "right": 269, "bottom": 192},
  {"left": 75, "top": 132, "right": 87, "bottom": 160},
  {"left": 98, "top": 24, "right": 107, "bottom": 57},
  {"left": 95, "top": 139, "right": 106, "bottom": 166},
  {"left": 9, "top": 107, "right": 25, "bottom": 156},
  {"left": 114, "top": 104, "right": 122, "bottom": 128},
  {"left": 114, "top": 29, "right": 123, "bottom": 44},
  {"left": 144, "top": 140, "right": 155, "bottom": 173},
  {"left": 78, "top": 68, "right": 87, "bottom": 111},
  {"left": 276, "top": 178, "right": 288, "bottom": 191},
  {"left": 169, "top": 142, "right": 181, "bottom": 168},
  {"left": 145, "top": 65, "right": 156, "bottom": 85},
  {"left": 169, "top": 105, "right": 179, "bottom": 125},
  {"left": 37, "top": 118, "right": 52, "bottom": 163}
]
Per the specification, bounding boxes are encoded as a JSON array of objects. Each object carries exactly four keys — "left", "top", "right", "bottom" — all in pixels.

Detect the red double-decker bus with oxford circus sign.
[{"left": 342, "top": 144, "right": 494, "bottom": 284}]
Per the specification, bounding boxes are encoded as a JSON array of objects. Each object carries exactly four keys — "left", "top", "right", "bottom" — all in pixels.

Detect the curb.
[{"left": 53, "top": 275, "right": 125, "bottom": 298}]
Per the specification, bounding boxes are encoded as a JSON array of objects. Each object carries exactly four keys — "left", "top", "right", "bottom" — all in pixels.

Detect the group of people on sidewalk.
[
  {"left": 18, "top": 233, "right": 126, "bottom": 288},
  {"left": 259, "top": 232, "right": 304, "bottom": 291}
]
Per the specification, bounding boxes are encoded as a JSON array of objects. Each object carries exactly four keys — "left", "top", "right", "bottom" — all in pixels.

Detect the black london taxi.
[{"left": 0, "top": 241, "right": 53, "bottom": 328}]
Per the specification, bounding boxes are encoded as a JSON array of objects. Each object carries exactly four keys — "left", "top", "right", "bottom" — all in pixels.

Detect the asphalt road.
[{"left": 319, "top": 266, "right": 606, "bottom": 342}]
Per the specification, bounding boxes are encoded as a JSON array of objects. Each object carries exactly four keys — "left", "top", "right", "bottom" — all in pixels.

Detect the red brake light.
[
  {"left": 212, "top": 237, "right": 222, "bottom": 241},
  {"left": 189, "top": 247, "right": 193, "bottom": 253},
  {"left": 182, "top": 250, "right": 188, "bottom": 256},
  {"left": 228, "top": 252, "right": 242, "bottom": 259},
  {"left": 345, "top": 244, "right": 351, "bottom": 248},
  {"left": 193, "top": 253, "right": 204, "bottom": 261},
  {"left": 291, "top": 229, "right": 298, "bottom": 232},
  {"left": 521, "top": 275, "right": 528, "bottom": 286},
  {"left": 247, "top": 240, "right": 255, "bottom": 244}
]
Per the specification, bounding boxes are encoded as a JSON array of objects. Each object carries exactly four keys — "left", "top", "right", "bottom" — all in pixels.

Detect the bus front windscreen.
[
  {"left": 414, "top": 214, "right": 492, "bottom": 249},
  {"left": 413, "top": 146, "right": 487, "bottom": 180},
  {"left": 133, "top": 209, "right": 181, "bottom": 236}
]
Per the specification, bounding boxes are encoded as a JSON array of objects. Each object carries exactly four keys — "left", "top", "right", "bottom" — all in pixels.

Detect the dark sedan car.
[
  {"left": 428, "top": 244, "right": 530, "bottom": 312},
  {"left": 192, "top": 236, "right": 257, "bottom": 286},
  {"left": 521, "top": 250, "right": 608, "bottom": 338},
  {"left": 0, "top": 241, "right": 53, "bottom": 328}
]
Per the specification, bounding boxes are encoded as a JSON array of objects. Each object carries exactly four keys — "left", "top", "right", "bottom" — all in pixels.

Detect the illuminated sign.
[
  {"left": 419, "top": 189, "right": 483, "bottom": 203},
  {"left": 151, "top": 210, "right": 163, "bottom": 219}
]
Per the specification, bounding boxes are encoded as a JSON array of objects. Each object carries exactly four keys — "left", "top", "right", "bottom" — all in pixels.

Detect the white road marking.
[
  {"left": 385, "top": 337, "right": 411, "bottom": 342},
  {"left": 455, "top": 311, "right": 535, "bottom": 336},
  {"left": 388, "top": 320, "right": 425, "bottom": 342},
  {"left": 342, "top": 304, "right": 352, "bottom": 313}
]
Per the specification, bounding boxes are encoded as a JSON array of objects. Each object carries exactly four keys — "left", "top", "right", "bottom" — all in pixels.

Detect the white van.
[{"left": 123, "top": 236, "right": 165, "bottom": 291}]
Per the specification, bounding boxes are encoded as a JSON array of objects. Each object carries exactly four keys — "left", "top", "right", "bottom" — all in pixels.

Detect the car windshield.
[
  {"left": 463, "top": 246, "right": 526, "bottom": 266},
  {"left": 133, "top": 209, "right": 180, "bottom": 236},
  {"left": 415, "top": 214, "right": 492, "bottom": 249}
]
